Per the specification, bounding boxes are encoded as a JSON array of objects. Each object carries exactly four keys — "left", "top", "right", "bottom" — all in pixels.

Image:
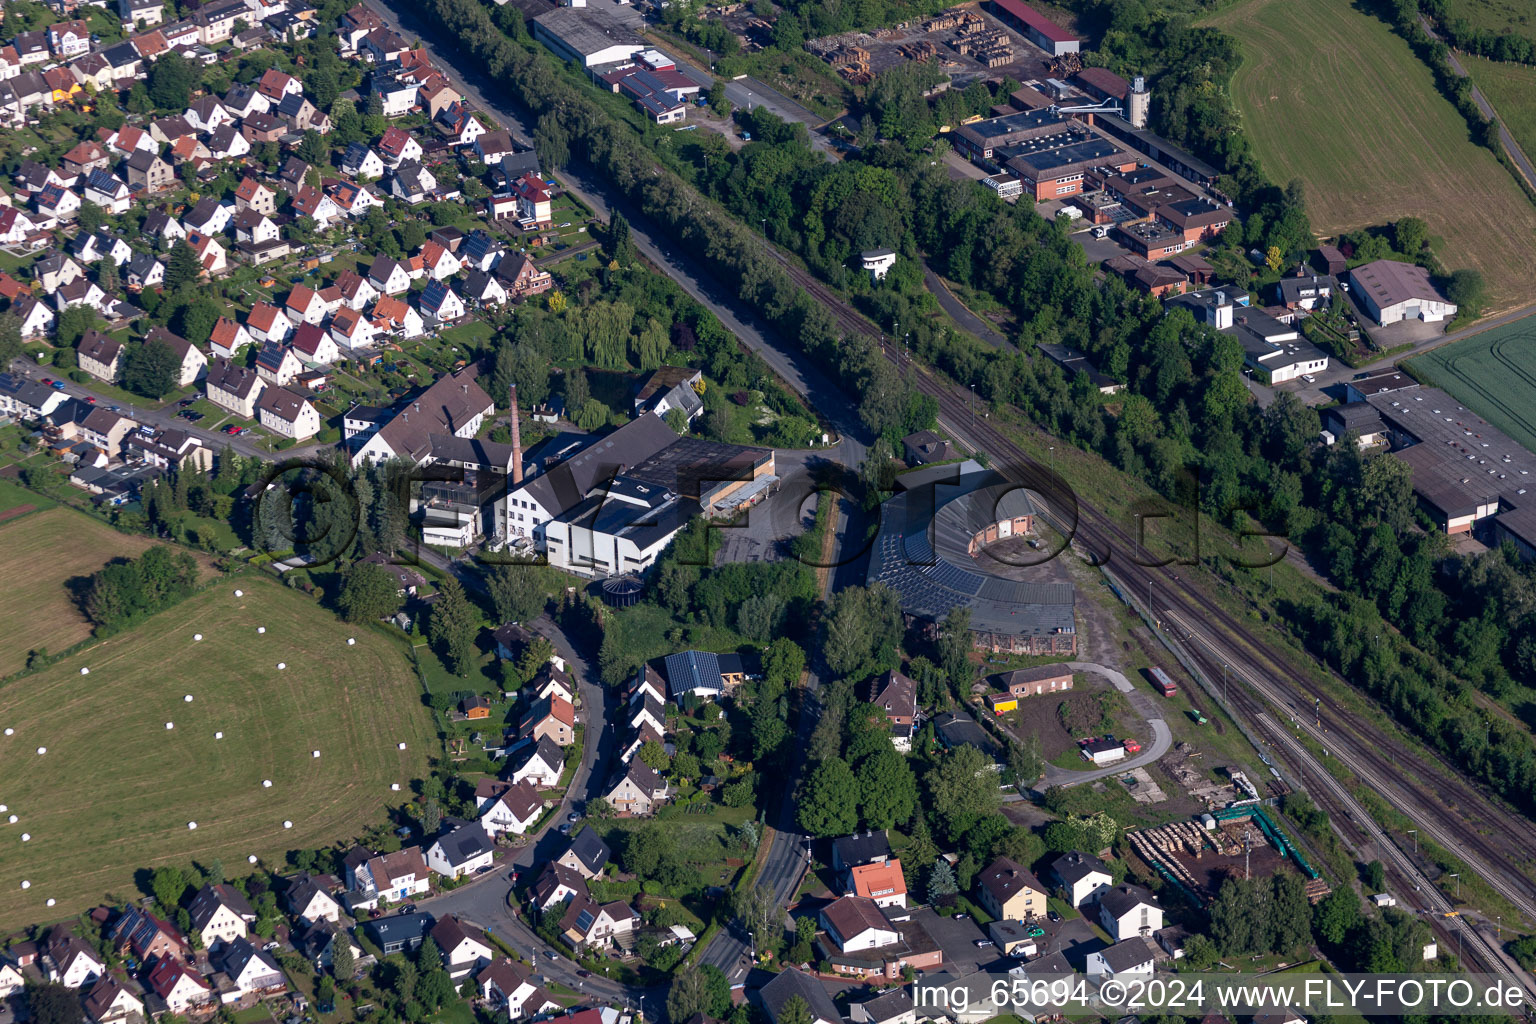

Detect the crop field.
[
  {"left": 1447, "top": 0, "right": 1533, "bottom": 35},
  {"left": 1407, "top": 316, "right": 1536, "bottom": 451},
  {"left": 0, "top": 507, "right": 165, "bottom": 677},
  {"left": 0, "top": 578, "right": 433, "bottom": 932},
  {"left": 1203, "top": 0, "right": 1536, "bottom": 309}
]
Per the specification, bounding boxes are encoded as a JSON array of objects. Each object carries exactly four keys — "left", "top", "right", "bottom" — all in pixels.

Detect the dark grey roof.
[
  {"left": 432, "top": 820, "right": 493, "bottom": 866},
  {"left": 516, "top": 735, "right": 566, "bottom": 774},
  {"left": 867, "top": 462, "right": 1075, "bottom": 639},
  {"left": 565, "top": 827, "right": 610, "bottom": 874},
  {"left": 1099, "top": 884, "right": 1160, "bottom": 919},
  {"left": 854, "top": 991, "right": 914, "bottom": 1024},
  {"left": 663, "top": 650, "right": 723, "bottom": 696},
  {"left": 932, "top": 711, "right": 1000, "bottom": 760},
  {"left": 1052, "top": 850, "right": 1109, "bottom": 886},
  {"left": 1025, "top": 950, "right": 1074, "bottom": 977},
  {"left": 516, "top": 413, "right": 677, "bottom": 517},
  {"left": 758, "top": 968, "right": 842, "bottom": 1024},
  {"left": 831, "top": 831, "right": 891, "bottom": 868},
  {"left": 367, "top": 912, "right": 435, "bottom": 946},
  {"left": 216, "top": 936, "right": 282, "bottom": 980},
  {"left": 426, "top": 432, "right": 514, "bottom": 471},
  {"left": 1097, "top": 937, "right": 1156, "bottom": 972}
]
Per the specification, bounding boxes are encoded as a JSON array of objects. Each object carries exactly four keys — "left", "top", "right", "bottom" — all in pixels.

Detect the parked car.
[
  {"left": 952, "top": 912, "right": 968, "bottom": 920},
  {"left": 973, "top": 939, "right": 993, "bottom": 948},
  {"left": 1027, "top": 926, "right": 1045, "bottom": 938},
  {"left": 1302, "top": 374, "right": 1316, "bottom": 383},
  {"left": 1047, "top": 910, "right": 1062, "bottom": 923},
  {"left": 50, "top": 381, "right": 65, "bottom": 390},
  {"left": 85, "top": 396, "right": 96, "bottom": 404}
]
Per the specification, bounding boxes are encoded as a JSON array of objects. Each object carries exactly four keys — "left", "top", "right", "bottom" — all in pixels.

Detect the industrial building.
[
  {"left": 1168, "top": 288, "right": 1329, "bottom": 385},
  {"left": 1348, "top": 259, "right": 1457, "bottom": 325},
  {"left": 532, "top": 7, "right": 645, "bottom": 67},
  {"left": 867, "top": 461, "right": 1077, "bottom": 656},
  {"left": 988, "top": 0, "right": 1079, "bottom": 55}
]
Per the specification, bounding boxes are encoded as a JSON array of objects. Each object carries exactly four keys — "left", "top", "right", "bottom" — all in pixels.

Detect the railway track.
[{"left": 753, "top": 233, "right": 1536, "bottom": 941}]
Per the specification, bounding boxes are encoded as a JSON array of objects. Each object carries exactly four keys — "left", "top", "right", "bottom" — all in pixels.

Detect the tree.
[
  {"left": 56, "top": 306, "right": 99, "bottom": 349},
  {"left": 924, "top": 744, "right": 999, "bottom": 842},
  {"left": 798, "top": 756, "right": 858, "bottom": 836},
  {"left": 148, "top": 51, "right": 198, "bottom": 110},
  {"left": 332, "top": 938, "right": 356, "bottom": 979},
  {"left": 1265, "top": 245, "right": 1284, "bottom": 272},
  {"left": 927, "top": 858, "right": 958, "bottom": 901},
  {"left": 77, "top": 200, "right": 107, "bottom": 234},
  {"left": 0, "top": 310, "right": 20, "bottom": 369},
  {"left": 667, "top": 966, "right": 711, "bottom": 1022},
  {"left": 638, "top": 739, "right": 670, "bottom": 772},
  {"left": 606, "top": 211, "right": 636, "bottom": 267},
  {"left": 731, "top": 884, "right": 784, "bottom": 949},
  {"left": 1007, "top": 736, "right": 1043, "bottom": 789},
  {"left": 416, "top": 936, "right": 441, "bottom": 971},
  {"left": 151, "top": 865, "right": 188, "bottom": 911},
  {"left": 855, "top": 746, "right": 917, "bottom": 829},
  {"left": 338, "top": 562, "right": 400, "bottom": 623},
  {"left": 95, "top": 258, "right": 119, "bottom": 294},
  {"left": 1445, "top": 268, "right": 1485, "bottom": 311},
  {"left": 123, "top": 337, "right": 180, "bottom": 399},
  {"left": 1182, "top": 933, "right": 1218, "bottom": 969},
  {"left": 485, "top": 562, "right": 548, "bottom": 623},
  {"left": 427, "top": 576, "right": 479, "bottom": 675},
  {"left": 708, "top": 80, "right": 730, "bottom": 115},
  {"left": 28, "top": 984, "right": 82, "bottom": 1024},
  {"left": 1394, "top": 216, "right": 1429, "bottom": 255},
  {"left": 165, "top": 239, "right": 202, "bottom": 291}
]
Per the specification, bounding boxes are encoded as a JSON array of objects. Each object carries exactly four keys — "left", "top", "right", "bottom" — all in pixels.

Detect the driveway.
[{"left": 1035, "top": 662, "right": 1173, "bottom": 789}]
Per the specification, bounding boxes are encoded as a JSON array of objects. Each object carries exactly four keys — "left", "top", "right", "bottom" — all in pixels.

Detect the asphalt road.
[
  {"left": 8, "top": 356, "right": 296, "bottom": 460},
  {"left": 1420, "top": 15, "right": 1536, "bottom": 189},
  {"left": 1036, "top": 662, "right": 1172, "bottom": 789}
]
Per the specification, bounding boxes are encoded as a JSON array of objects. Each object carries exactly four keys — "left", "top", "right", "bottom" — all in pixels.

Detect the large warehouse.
[
  {"left": 1348, "top": 259, "right": 1457, "bottom": 325},
  {"left": 868, "top": 462, "right": 1077, "bottom": 656},
  {"left": 989, "top": 0, "right": 1079, "bottom": 55},
  {"left": 532, "top": 8, "right": 645, "bottom": 68}
]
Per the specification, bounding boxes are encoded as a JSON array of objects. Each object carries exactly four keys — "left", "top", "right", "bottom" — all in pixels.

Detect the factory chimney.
[{"left": 509, "top": 384, "right": 523, "bottom": 486}]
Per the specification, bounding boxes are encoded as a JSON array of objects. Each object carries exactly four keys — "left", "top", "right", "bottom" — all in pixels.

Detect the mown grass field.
[
  {"left": 1407, "top": 316, "right": 1536, "bottom": 451},
  {"left": 0, "top": 507, "right": 164, "bottom": 677},
  {"left": 1203, "top": 0, "right": 1536, "bottom": 309},
  {"left": 1447, "top": 0, "right": 1534, "bottom": 35},
  {"left": 1463, "top": 55, "right": 1536, "bottom": 171},
  {"left": 0, "top": 577, "right": 433, "bottom": 932}
]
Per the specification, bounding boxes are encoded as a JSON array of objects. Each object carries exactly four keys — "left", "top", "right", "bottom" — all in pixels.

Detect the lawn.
[
  {"left": 1446, "top": 0, "right": 1534, "bottom": 35},
  {"left": 0, "top": 506, "right": 166, "bottom": 677},
  {"left": 1407, "top": 315, "right": 1536, "bottom": 451},
  {"left": 1462, "top": 55, "right": 1536, "bottom": 170},
  {"left": 0, "top": 576, "right": 434, "bottom": 933},
  {"left": 1202, "top": 0, "right": 1536, "bottom": 309}
]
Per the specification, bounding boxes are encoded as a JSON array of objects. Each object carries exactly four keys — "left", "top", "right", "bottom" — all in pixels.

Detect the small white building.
[
  {"left": 1098, "top": 885, "right": 1163, "bottom": 941},
  {"left": 860, "top": 248, "right": 897, "bottom": 281}
]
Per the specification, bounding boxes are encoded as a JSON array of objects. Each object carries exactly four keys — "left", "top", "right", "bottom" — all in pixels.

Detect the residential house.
[
  {"left": 1098, "top": 884, "right": 1163, "bottom": 941},
  {"left": 372, "top": 73, "right": 417, "bottom": 117},
  {"left": 461, "top": 229, "right": 504, "bottom": 272},
  {"left": 188, "top": 884, "right": 257, "bottom": 949},
  {"left": 370, "top": 294, "right": 424, "bottom": 339},
  {"left": 216, "top": 938, "right": 286, "bottom": 999},
  {"left": 186, "top": 230, "right": 227, "bottom": 275},
  {"left": 418, "top": 77, "right": 460, "bottom": 119},
  {"left": 366, "top": 913, "right": 435, "bottom": 955},
  {"left": 475, "top": 779, "right": 544, "bottom": 837},
  {"left": 221, "top": 83, "right": 269, "bottom": 120},
  {"left": 82, "top": 975, "right": 145, "bottom": 1024},
  {"left": 848, "top": 858, "right": 907, "bottom": 909},
  {"left": 338, "top": 3, "right": 385, "bottom": 53},
  {"left": 233, "top": 176, "right": 276, "bottom": 215},
  {"left": 417, "top": 240, "right": 461, "bottom": 281},
  {"left": 62, "top": 140, "right": 111, "bottom": 178},
  {"left": 558, "top": 898, "right": 638, "bottom": 952},
  {"left": 44, "top": 66, "right": 81, "bottom": 105},
  {"left": 494, "top": 252, "right": 552, "bottom": 300},
  {"left": 425, "top": 820, "right": 495, "bottom": 879},
  {"left": 556, "top": 829, "right": 610, "bottom": 880},
  {"left": 145, "top": 957, "right": 211, "bottom": 1014},
  {"left": 358, "top": 26, "right": 410, "bottom": 64},
  {"left": 342, "top": 142, "right": 384, "bottom": 179},
  {"left": 1086, "top": 937, "right": 1157, "bottom": 979},
  {"left": 473, "top": 130, "right": 515, "bottom": 164},
  {"left": 124, "top": 150, "right": 174, "bottom": 193},
  {"left": 436, "top": 101, "right": 484, "bottom": 147},
  {"left": 82, "top": 170, "right": 131, "bottom": 214},
  {"left": 232, "top": 209, "right": 279, "bottom": 246},
  {"left": 292, "top": 322, "right": 342, "bottom": 365},
  {"left": 78, "top": 332, "right": 124, "bottom": 383},
  {"left": 976, "top": 857, "right": 1046, "bottom": 921},
  {"left": 367, "top": 254, "right": 413, "bottom": 295},
  {"left": 519, "top": 695, "right": 575, "bottom": 746},
  {"left": 850, "top": 991, "right": 917, "bottom": 1024},
  {"left": 48, "top": 20, "right": 93, "bottom": 58},
  {"left": 388, "top": 162, "right": 438, "bottom": 204},
  {"left": 275, "top": 92, "right": 320, "bottom": 132},
  {"left": 120, "top": 0, "right": 166, "bottom": 27},
  {"left": 345, "top": 846, "right": 431, "bottom": 908},
  {"left": 0, "top": 372, "right": 69, "bottom": 420},
  {"left": 291, "top": 185, "right": 342, "bottom": 229},
  {"left": 329, "top": 307, "right": 378, "bottom": 351},
  {"left": 867, "top": 668, "right": 917, "bottom": 751},
  {"left": 208, "top": 319, "right": 254, "bottom": 360},
  {"left": 0, "top": 205, "right": 38, "bottom": 243},
  {"left": 123, "top": 427, "right": 213, "bottom": 472},
  {"left": 184, "top": 96, "right": 231, "bottom": 132},
  {"left": 240, "top": 112, "right": 287, "bottom": 145},
  {"left": 123, "top": 252, "right": 162, "bottom": 291},
  {"left": 207, "top": 124, "right": 251, "bottom": 161},
  {"left": 182, "top": 196, "right": 231, "bottom": 235},
  {"left": 143, "top": 208, "right": 185, "bottom": 246},
  {"left": 325, "top": 177, "right": 375, "bottom": 218},
  {"left": 334, "top": 269, "right": 378, "bottom": 310},
  {"left": 205, "top": 359, "right": 266, "bottom": 417},
  {"left": 285, "top": 283, "right": 328, "bottom": 326},
  {"left": 254, "top": 342, "right": 301, "bottom": 386},
  {"left": 71, "top": 229, "right": 131, "bottom": 267},
  {"left": 529, "top": 861, "right": 587, "bottom": 913},
  {"left": 508, "top": 735, "right": 565, "bottom": 788},
  {"left": 1052, "top": 851, "right": 1112, "bottom": 908},
  {"left": 416, "top": 279, "right": 465, "bottom": 325},
  {"left": 476, "top": 958, "right": 557, "bottom": 1019},
  {"left": 377, "top": 126, "right": 423, "bottom": 167},
  {"left": 256, "top": 67, "right": 302, "bottom": 101},
  {"left": 46, "top": 933, "right": 105, "bottom": 988},
  {"left": 605, "top": 759, "right": 667, "bottom": 816},
  {"left": 820, "top": 895, "right": 900, "bottom": 953},
  {"left": 34, "top": 253, "right": 82, "bottom": 293},
  {"left": 256, "top": 386, "right": 320, "bottom": 440},
  {"left": 246, "top": 302, "right": 293, "bottom": 345},
  {"left": 758, "top": 969, "right": 843, "bottom": 1024},
  {"left": 13, "top": 295, "right": 53, "bottom": 338},
  {"left": 461, "top": 269, "right": 507, "bottom": 309},
  {"left": 430, "top": 916, "right": 496, "bottom": 980},
  {"left": 511, "top": 172, "right": 553, "bottom": 226},
  {"left": 350, "top": 367, "right": 493, "bottom": 466},
  {"left": 145, "top": 326, "right": 207, "bottom": 386},
  {"left": 295, "top": 920, "right": 362, "bottom": 973}
]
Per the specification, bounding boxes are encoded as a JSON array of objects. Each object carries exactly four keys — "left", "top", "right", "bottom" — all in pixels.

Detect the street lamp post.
[
  {"left": 1048, "top": 445, "right": 1054, "bottom": 477},
  {"left": 1449, "top": 873, "right": 1460, "bottom": 900},
  {"left": 1407, "top": 829, "right": 1418, "bottom": 855}
]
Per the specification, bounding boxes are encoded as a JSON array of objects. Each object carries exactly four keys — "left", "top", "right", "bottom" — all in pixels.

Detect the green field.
[
  {"left": 1407, "top": 316, "right": 1536, "bottom": 451},
  {"left": 0, "top": 507, "right": 168, "bottom": 678},
  {"left": 0, "top": 577, "right": 434, "bottom": 932},
  {"left": 1463, "top": 55, "right": 1536, "bottom": 174},
  {"left": 1447, "top": 0, "right": 1534, "bottom": 35},
  {"left": 1203, "top": 0, "right": 1536, "bottom": 309}
]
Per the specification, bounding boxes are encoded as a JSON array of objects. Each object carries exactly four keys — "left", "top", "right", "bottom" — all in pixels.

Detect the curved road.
[{"left": 1037, "top": 662, "right": 1172, "bottom": 788}]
